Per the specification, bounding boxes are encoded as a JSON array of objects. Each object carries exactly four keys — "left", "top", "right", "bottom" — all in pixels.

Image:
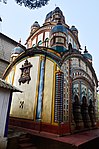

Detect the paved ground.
[{"left": 8, "top": 127, "right": 99, "bottom": 149}]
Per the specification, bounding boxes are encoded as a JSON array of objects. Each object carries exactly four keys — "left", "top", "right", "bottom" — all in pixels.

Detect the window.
[
  {"left": 44, "top": 32, "right": 49, "bottom": 39},
  {"left": 56, "top": 37, "right": 64, "bottom": 44},
  {"left": 38, "top": 33, "right": 43, "bottom": 46},
  {"left": 32, "top": 37, "right": 36, "bottom": 47},
  {"left": 68, "top": 35, "right": 73, "bottom": 46}
]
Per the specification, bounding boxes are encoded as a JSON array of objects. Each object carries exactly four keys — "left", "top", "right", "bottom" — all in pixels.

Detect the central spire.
[{"left": 45, "top": 7, "right": 66, "bottom": 24}]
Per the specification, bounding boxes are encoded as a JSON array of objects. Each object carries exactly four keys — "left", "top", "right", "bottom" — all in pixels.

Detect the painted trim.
[
  {"left": 3, "top": 48, "right": 62, "bottom": 79},
  {"left": 54, "top": 70, "right": 64, "bottom": 124},
  {"left": 12, "top": 65, "right": 16, "bottom": 85},
  {"left": 52, "top": 63, "right": 58, "bottom": 126},
  {"left": 36, "top": 56, "right": 46, "bottom": 120},
  {"left": 40, "top": 56, "right": 46, "bottom": 121},
  {"left": 33, "top": 56, "right": 41, "bottom": 121},
  {"left": 68, "top": 58, "right": 72, "bottom": 133}
]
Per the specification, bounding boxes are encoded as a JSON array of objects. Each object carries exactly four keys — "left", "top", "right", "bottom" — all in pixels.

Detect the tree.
[
  {"left": 0, "top": 17, "right": 2, "bottom": 22},
  {"left": 0, "top": 0, "right": 50, "bottom": 9},
  {"left": 0, "top": 0, "right": 7, "bottom": 4}
]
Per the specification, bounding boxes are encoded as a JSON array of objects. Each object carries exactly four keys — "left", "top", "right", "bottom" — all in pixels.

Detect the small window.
[{"left": 56, "top": 37, "right": 64, "bottom": 44}]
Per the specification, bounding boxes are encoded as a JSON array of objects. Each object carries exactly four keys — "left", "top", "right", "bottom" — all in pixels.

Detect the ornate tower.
[{"left": 50, "top": 22, "right": 68, "bottom": 53}]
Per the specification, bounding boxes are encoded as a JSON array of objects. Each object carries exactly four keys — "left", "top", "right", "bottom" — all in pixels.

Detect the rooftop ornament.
[{"left": 0, "top": 0, "right": 50, "bottom": 9}]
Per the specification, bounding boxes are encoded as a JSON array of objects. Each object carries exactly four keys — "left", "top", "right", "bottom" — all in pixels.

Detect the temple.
[{"left": 3, "top": 7, "right": 98, "bottom": 136}]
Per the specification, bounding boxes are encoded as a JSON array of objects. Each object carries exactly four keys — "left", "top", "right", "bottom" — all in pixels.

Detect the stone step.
[
  {"left": 19, "top": 137, "right": 31, "bottom": 143},
  {"left": 22, "top": 147, "right": 37, "bottom": 149},
  {"left": 19, "top": 134, "right": 27, "bottom": 139},
  {"left": 19, "top": 133, "right": 37, "bottom": 149},
  {"left": 19, "top": 142, "right": 34, "bottom": 148}
]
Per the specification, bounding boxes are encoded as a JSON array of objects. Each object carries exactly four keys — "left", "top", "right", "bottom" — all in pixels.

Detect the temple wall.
[
  {"left": 6, "top": 55, "right": 60, "bottom": 123},
  {"left": 9, "top": 56, "right": 40, "bottom": 119}
]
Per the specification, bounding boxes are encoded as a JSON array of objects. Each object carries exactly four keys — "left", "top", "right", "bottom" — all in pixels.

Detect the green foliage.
[
  {"left": 0, "top": 0, "right": 7, "bottom": 4},
  {"left": 0, "top": 0, "right": 50, "bottom": 9},
  {"left": 15, "top": 0, "right": 50, "bottom": 9}
]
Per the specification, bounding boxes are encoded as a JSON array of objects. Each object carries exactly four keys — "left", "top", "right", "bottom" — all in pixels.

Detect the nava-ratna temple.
[{"left": 3, "top": 7, "right": 99, "bottom": 136}]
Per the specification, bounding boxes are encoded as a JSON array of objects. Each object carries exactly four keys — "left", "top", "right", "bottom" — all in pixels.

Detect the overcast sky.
[{"left": 0, "top": 0, "right": 99, "bottom": 80}]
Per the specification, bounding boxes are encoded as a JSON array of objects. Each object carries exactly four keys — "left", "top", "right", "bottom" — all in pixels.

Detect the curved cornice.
[
  {"left": 26, "top": 22, "right": 80, "bottom": 48},
  {"left": 26, "top": 22, "right": 55, "bottom": 43},
  {"left": 3, "top": 47, "right": 61, "bottom": 79},
  {"left": 3, "top": 47, "right": 98, "bottom": 87},
  {"left": 71, "top": 67, "right": 95, "bottom": 89},
  {"left": 72, "top": 76, "right": 94, "bottom": 91}
]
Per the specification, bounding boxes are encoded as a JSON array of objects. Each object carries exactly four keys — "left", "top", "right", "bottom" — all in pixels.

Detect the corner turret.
[
  {"left": 83, "top": 46, "right": 92, "bottom": 63},
  {"left": 10, "top": 40, "right": 25, "bottom": 62},
  {"left": 30, "top": 21, "right": 40, "bottom": 35},
  {"left": 71, "top": 25, "right": 78, "bottom": 38}
]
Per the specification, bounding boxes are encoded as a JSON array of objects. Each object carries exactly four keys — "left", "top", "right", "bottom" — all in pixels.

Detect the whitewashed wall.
[{"left": 0, "top": 88, "right": 10, "bottom": 137}]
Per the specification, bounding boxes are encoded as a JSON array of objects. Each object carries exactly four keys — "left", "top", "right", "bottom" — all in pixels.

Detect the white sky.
[{"left": 0, "top": 0, "right": 99, "bottom": 80}]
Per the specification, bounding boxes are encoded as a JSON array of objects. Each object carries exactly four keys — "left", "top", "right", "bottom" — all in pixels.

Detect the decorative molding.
[{"left": 54, "top": 71, "right": 64, "bottom": 123}]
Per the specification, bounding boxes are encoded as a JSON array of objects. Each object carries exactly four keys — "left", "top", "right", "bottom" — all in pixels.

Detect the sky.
[{"left": 0, "top": 0, "right": 99, "bottom": 80}]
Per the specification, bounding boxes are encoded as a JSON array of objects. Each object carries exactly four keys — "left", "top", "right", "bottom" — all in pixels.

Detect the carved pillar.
[
  {"left": 54, "top": 71, "right": 64, "bottom": 123},
  {"left": 73, "top": 95, "right": 84, "bottom": 129},
  {"left": 81, "top": 96, "right": 91, "bottom": 128},
  {"left": 88, "top": 99, "right": 96, "bottom": 127}
]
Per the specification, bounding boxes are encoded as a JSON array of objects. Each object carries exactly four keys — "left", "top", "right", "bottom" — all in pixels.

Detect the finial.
[
  {"left": 0, "top": 17, "right": 2, "bottom": 22},
  {"left": 0, "top": 17, "right": 2, "bottom": 32},
  {"left": 19, "top": 38, "right": 21, "bottom": 44},
  {"left": 68, "top": 43, "right": 72, "bottom": 51},
  {"left": 84, "top": 46, "right": 88, "bottom": 53}
]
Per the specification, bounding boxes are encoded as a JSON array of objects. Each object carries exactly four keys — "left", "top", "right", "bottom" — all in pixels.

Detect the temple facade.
[{"left": 3, "top": 7, "right": 98, "bottom": 135}]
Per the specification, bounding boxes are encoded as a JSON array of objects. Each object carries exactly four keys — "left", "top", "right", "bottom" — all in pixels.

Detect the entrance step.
[{"left": 19, "top": 133, "right": 37, "bottom": 149}]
